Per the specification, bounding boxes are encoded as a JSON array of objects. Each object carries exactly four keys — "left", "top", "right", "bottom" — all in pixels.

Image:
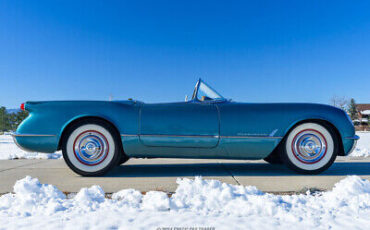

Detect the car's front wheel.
[
  {"left": 62, "top": 119, "right": 121, "bottom": 176},
  {"left": 281, "top": 122, "right": 338, "bottom": 174}
]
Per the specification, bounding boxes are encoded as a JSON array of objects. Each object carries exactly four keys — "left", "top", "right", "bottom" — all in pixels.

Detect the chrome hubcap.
[
  {"left": 292, "top": 129, "right": 327, "bottom": 164},
  {"left": 73, "top": 130, "right": 109, "bottom": 166}
]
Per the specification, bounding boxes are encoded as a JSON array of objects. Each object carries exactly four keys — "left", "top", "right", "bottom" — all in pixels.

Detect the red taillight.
[{"left": 20, "top": 103, "right": 25, "bottom": 111}]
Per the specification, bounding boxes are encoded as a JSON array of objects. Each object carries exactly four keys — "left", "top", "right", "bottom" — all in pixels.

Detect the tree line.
[{"left": 0, "top": 107, "right": 28, "bottom": 132}]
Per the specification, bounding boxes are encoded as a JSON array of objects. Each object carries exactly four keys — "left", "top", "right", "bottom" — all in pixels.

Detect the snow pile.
[
  {"left": 1, "top": 176, "right": 370, "bottom": 229},
  {"left": 142, "top": 191, "right": 170, "bottom": 211},
  {"left": 349, "top": 132, "right": 370, "bottom": 157},
  {"left": 0, "top": 135, "right": 62, "bottom": 160},
  {"left": 111, "top": 188, "right": 143, "bottom": 208},
  {"left": 171, "top": 177, "right": 264, "bottom": 214},
  {"left": 0, "top": 176, "right": 66, "bottom": 216},
  {"left": 73, "top": 185, "right": 106, "bottom": 209}
]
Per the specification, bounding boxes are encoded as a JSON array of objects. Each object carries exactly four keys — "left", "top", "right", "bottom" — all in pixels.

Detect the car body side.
[{"left": 13, "top": 100, "right": 357, "bottom": 159}]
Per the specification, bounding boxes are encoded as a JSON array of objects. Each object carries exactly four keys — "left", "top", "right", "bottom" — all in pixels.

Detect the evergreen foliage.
[
  {"left": 348, "top": 98, "right": 358, "bottom": 120},
  {"left": 0, "top": 107, "right": 29, "bottom": 131}
]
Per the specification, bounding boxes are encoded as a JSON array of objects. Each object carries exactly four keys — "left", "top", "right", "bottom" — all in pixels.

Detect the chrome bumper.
[
  {"left": 346, "top": 135, "right": 360, "bottom": 155},
  {"left": 10, "top": 132, "right": 28, "bottom": 152},
  {"left": 10, "top": 132, "right": 57, "bottom": 152},
  {"left": 345, "top": 135, "right": 360, "bottom": 140}
]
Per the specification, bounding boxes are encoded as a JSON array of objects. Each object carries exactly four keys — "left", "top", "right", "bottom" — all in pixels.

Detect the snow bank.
[
  {"left": 142, "top": 191, "right": 170, "bottom": 211},
  {"left": 4, "top": 176, "right": 67, "bottom": 216},
  {"left": 349, "top": 132, "right": 370, "bottom": 157},
  {"left": 0, "top": 135, "right": 62, "bottom": 160},
  {"left": 1, "top": 176, "right": 370, "bottom": 229}
]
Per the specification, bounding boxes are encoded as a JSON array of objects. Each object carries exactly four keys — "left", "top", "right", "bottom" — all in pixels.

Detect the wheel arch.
[
  {"left": 270, "top": 118, "right": 344, "bottom": 157},
  {"left": 57, "top": 115, "right": 123, "bottom": 152}
]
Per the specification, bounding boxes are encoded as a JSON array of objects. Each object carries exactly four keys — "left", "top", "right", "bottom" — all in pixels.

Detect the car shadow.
[{"left": 105, "top": 161, "right": 370, "bottom": 177}]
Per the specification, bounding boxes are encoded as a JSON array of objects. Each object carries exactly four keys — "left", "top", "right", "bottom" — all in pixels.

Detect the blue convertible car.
[{"left": 13, "top": 79, "right": 358, "bottom": 176}]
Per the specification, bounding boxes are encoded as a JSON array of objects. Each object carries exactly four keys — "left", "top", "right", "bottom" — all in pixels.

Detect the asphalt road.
[{"left": 0, "top": 157, "right": 369, "bottom": 193}]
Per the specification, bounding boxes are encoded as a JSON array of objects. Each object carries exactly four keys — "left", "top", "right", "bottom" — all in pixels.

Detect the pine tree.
[
  {"left": 0, "top": 107, "right": 9, "bottom": 131},
  {"left": 12, "top": 110, "right": 28, "bottom": 130},
  {"left": 0, "top": 107, "right": 29, "bottom": 131},
  {"left": 348, "top": 98, "right": 358, "bottom": 120}
]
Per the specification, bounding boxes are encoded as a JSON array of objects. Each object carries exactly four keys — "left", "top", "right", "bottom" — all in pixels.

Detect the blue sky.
[{"left": 1, "top": 0, "right": 370, "bottom": 108}]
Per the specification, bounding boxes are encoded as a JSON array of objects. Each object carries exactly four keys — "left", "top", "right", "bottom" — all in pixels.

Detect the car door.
[{"left": 139, "top": 101, "right": 220, "bottom": 148}]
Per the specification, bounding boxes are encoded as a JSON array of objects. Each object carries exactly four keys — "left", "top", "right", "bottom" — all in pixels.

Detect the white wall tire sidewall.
[
  {"left": 285, "top": 123, "right": 334, "bottom": 171},
  {"left": 66, "top": 124, "right": 115, "bottom": 173}
]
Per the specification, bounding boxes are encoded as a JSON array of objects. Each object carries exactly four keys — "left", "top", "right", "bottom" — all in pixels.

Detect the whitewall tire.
[
  {"left": 62, "top": 119, "right": 121, "bottom": 176},
  {"left": 281, "top": 122, "right": 338, "bottom": 174}
]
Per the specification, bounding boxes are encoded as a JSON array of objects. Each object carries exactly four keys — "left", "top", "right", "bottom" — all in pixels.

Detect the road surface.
[{"left": 0, "top": 157, "right": 369, "bottom": 193}]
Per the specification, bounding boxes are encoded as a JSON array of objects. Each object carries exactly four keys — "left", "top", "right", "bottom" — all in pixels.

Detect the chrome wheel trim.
[
  {"left": 66, "top": 124, "right": 115, "bottom": 173},
  {"left": 285, "top": 123, "right": 334, "bottom": 171},
  {"left": 73, "top": 130, "right": 109, "bottom": 166},
  {"left": 292, "top": 129, "right": 327, "bottom": 164}
]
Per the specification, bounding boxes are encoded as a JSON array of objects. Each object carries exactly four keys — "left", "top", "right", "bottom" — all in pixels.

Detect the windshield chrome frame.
[{"left": 191, "top": 79, "right": 226, "bottom": 102}]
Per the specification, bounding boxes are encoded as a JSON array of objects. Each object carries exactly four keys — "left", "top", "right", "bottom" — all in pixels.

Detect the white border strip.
[{"left": 11, "top": 133, "right": 56, "bottom": 137}]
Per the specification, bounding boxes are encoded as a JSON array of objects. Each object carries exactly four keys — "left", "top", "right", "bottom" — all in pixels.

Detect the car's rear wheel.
[
  {"left": 281, "top": 122, "right": 338, "bottom": 174},
  {"left": 62, "top": 119, "right": 122, "bottom": 176}
]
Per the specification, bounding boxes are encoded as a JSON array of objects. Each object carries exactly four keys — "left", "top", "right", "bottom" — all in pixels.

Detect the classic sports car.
[{"left": 13, "top": 79, "right": 358, "bottom": 176}]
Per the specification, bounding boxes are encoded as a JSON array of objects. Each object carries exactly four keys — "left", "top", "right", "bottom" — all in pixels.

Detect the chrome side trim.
[
  {"left": 121, "top": 134, "right": 138, "bottom": 137},
  {"left": 11, "top": 133, "right": 57, "bottom": 137},
  {"left": 269, "top": 129, "right": 278, "bottom": 137},
  {"left": 121, "top": 134, "right": 282, "bottom": 139},
  {"left": 140, "top": 134, "right": 219, "bottom": 138},
  {"left": 345, "top": 135, "right": 360, "bottom": 140},
  {"left": 221, "top": 135, "right": 283, "bottom": 139}
]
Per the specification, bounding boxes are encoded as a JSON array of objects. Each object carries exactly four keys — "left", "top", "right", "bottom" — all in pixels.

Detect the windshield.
[{"left": 192, "top": 79, "right": 225, "bottom": 101}]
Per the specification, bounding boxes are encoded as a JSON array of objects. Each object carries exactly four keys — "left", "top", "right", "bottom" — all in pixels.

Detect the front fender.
[{"left": 281, "top": 107, "right": 355, "bottom": 155}]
